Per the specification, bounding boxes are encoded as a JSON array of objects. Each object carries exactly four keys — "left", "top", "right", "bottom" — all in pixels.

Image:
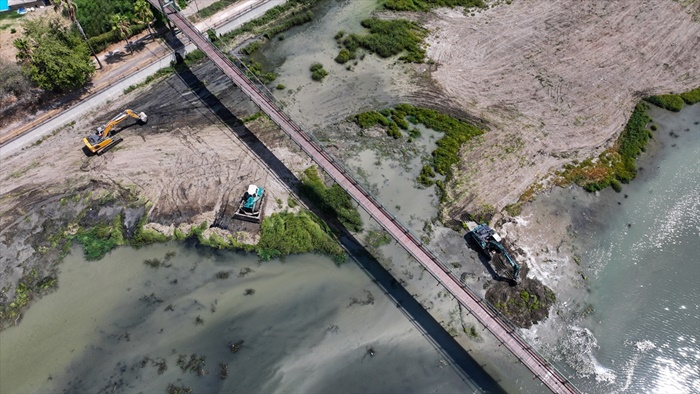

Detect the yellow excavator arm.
[{"left": 83, "top": 109, "right": 148, "bottom": 155}]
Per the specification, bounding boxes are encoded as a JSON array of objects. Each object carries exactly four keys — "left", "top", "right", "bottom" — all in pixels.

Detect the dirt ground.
[
  {"left": 424, "top": 0, "right": 700, "bottom": 219},
  {"left": 0, "top": 61, "right": 313, "bottom": 306}
]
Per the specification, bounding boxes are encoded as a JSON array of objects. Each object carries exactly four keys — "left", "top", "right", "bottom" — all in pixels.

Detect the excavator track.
[{"left": 96, "top": 138, "right": 123, "bottom": 156}]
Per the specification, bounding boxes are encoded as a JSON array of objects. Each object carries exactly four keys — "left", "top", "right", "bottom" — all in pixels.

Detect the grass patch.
[
  {"left": 384, "top": 0, "right": 484, "bottom": 11},
  {"left": 263, "top": 10, "right": 313, "bottom": 40},
  {"left": 334, "top": 48, "right": 355, "bottom": 64},
  {"left": 192, "top": 0, "right": 244, "bottom": 20},
  {"left": 241, "top": 40, "right": 263, "bottom": 55},
  {"left": 340, "top": 18, "right": 428, "bottom": 63},
  {"left": 242, "top": 112, "right": 263, "bottom": 123},
  {"left": 556, "top": 102, "right": 652, "bottom": 192},
  {"left": 365, "top": 230, "right": 391, "bottom": 248},
  {"left": 645, "top": 94, "right": 684, "bottom": 112},
  {"left": 680, "top": 86, "right": 700, "bottom": 105},
  {"left": 257, "top": 211, "right": 347, "bottom": 264},
  {"left": 300, "top": 166, "right": 363, "bottom": 232},
  {"left": 310, "top": 62, "right": 328, "bottom": 81},
  {"left": 218, "top": 0, "right": 314, "bottom": 46},
  {"left": 243, "top": 59, "right": 278, "bottom": 84}
]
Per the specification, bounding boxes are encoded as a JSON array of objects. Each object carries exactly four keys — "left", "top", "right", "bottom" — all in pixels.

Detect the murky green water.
[{"left": 0, "top": 244, "right": 490, "bottom": 393}]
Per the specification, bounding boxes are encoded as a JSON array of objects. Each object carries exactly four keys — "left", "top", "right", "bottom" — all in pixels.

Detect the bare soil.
[
  {"left": 0, "top": 60, "right": 312, "bottom": 309},
  {"left": 423, "top": 0, "right": 700, "bottom": 219}
]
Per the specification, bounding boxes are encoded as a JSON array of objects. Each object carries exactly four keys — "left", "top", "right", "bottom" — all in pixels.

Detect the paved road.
[{"left": 0, "top": 0, "right": 282, "bottom": 157}]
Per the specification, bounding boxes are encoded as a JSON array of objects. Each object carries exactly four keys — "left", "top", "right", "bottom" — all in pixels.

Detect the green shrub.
[
  {"left": 276, "top": 83, "right": 286, "bottom": 90},
  {"left": 387, "top": 122, "right": 402, "bottom": 139},
  {"left": 645, "top": 94, "right": 684, "bottom": 112},
  {"left": 241, "top": 40, "right": 262, "bottom": 55},
  {"left": 341, "top": 18, "right": 428, "bottom": 63},
  {"left": 680, "top": 86, "right": 700, "bottom": 104},
  {"left": 355, "top": 111, "right": 390, "bottom": 128},
  {"left": 417, "top": 165, "right": 435, "bottom": 186},
  {"left": 299, "top": 167, "right": 362, "bottom": 232},
  {"left": 334, "top": 48, "right": 353, "bottom": 64},
  {"left": 206, "top": 29, "right": 219, "bottom": 42},
  {"left": 310, "top": 63, "right": 328, "bottom": 81},
  {"left": 263, "top": 10, "right": 313, "bottom": 39}
]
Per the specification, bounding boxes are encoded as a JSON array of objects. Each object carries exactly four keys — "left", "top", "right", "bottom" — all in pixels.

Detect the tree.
[
  {"left": 134, "top": 0, "right": 155, "bottom": 39},
  {"left": 53, "top": 0, "right": 102, "bottom": 69},
  {"left": 110, "top": 13, "right": 133, "bottom": 53},
  {"left": 14, "top": 17, "right": 95, "bottom": 92}
]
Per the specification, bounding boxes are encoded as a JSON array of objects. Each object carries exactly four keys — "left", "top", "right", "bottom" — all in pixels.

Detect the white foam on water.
[{"left": 556, "top": 325, "right": 617, "bottom": 385}]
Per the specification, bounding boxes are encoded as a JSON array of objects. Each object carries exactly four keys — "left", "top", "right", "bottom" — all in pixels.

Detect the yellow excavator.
[{"left": 83, "top": 109, "right": 148, "bottom": 155}]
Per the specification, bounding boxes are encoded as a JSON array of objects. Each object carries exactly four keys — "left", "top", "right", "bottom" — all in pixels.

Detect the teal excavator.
[
  {"left": 469, "top": 223, "right": 520, "bottom": 280},
  {"left": 233, "top": 184, "right": 265, "bottom": 223}
]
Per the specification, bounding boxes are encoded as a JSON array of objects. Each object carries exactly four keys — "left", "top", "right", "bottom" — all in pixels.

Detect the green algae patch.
[{"left": 353, "top": 104, "right": 484, "bottom": 189}]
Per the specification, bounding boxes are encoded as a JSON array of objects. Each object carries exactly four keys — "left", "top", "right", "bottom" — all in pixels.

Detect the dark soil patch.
[{"left": 485, "top": 277, "right": 556, "bottom": 329}]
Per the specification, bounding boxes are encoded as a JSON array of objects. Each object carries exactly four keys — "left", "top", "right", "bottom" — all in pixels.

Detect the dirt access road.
[
  {"left": 0, "top": 0, "right": 279, "bottom": 147},
  {"left": 0, "top": 59, "right": 314, "bottom": 307},
  {"left": 424, "top": 0, "right": 700, "bottom": 219}
]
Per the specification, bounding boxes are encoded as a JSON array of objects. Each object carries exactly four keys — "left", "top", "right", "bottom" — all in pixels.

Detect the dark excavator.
[
  {"left": 83, "top": 109, "right": 148, "bottom": 155},
  {"left": 468, "top": 223, "right": 520, "bottom": 281}
]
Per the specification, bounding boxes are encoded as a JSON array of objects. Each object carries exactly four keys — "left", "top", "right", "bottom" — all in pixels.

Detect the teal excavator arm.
[{"left": 488, "top": 240, "right": 520, "bottom": 279}]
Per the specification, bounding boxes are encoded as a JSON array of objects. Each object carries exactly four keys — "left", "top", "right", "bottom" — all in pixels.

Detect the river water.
[
  {"left": 0, "top": 244, "right": 495, "bottom": 393},
  {"left": 562, "top": 103, "right": 700, "bottom": 393}
]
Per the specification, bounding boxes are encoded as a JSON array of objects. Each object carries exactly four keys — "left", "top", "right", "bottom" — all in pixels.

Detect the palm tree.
[
  {"left": 53, "top": 0, "right": 102, "bottom": 69},
  {"left": 134, "top": 0, "right": 155, "bottom": 40},
  {"left": 111, "top": 14, "right": 133, "bottom": 53}
]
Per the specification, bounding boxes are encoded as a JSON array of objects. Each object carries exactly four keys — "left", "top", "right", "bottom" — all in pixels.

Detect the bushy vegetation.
[
  {"left": 75, "top": 213, "right": 126, "bottom": 260},
  {"left": 680, "top": 86, "right": 700, "bottom": 105},
  {"left": 74, "top": 0, "right": 141, "bottom": 37},
  {"left": 556, "top": 102, "right": 652, "bottom": 192},
  {"left": 263, "top": 10, "right": 313, "bottom": 40},
  {"left": 87, "top": 22, "right": 146, "bottom": 53},
  {"left": 310, "top": 63, "right": 328, "bottom": 81},
  {"left": 334, "top": 48, "right": 355, "bottom": 64},
  {"left": 299, "top": 166, "right": 363, "bottom": 232},
  {"left": 0, "top": 60, "right": 32, "bottom": 100},
  {"left": 417, "top": 165, "right": 436, "bottom": 186},
  {"left": 340, "top": 18, "right": 428, "bottom": 63},
  {"left": 218, "top": 0, "right": 314, "bottom": 46},
  {"left": 384, "top": 0, "right": 484, "bottom": 11},
  {"left": 245, "top": 60, "right": 278, "bottom": 83},
  {"left": 14, "top": 17, "right": 95, "bottom": 92},
  {"left": 193, "top": 0, "right": 241, "bottom": 20},
  {"left": 355, "top": 111, "right": 391, "bottom": 128},
  {"left": 645, "top": 94, "right": 685, "bottom": 112},
  {"left": 257, "top": 211, "right": 347, "bottom": 264},
  {"left": 241, "top": 40, "right": 263, "bottom": 55}
]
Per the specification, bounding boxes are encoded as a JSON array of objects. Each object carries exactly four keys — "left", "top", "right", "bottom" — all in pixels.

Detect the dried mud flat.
[
  {"left": 0, "top": 61, "right": 314, "bottom": 302},
  {"left": 424, "top": 0, "right": 700, "bottom": 218}
]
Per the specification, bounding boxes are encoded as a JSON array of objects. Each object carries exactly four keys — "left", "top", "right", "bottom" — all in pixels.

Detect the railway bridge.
[{"left": 148, "top": 1, "right": 578, "bottom": 392}]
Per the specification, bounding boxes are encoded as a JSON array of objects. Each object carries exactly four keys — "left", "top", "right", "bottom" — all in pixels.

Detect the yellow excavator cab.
[{"left": 83, "top": 109, "right": 148, "bottom": 155}]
